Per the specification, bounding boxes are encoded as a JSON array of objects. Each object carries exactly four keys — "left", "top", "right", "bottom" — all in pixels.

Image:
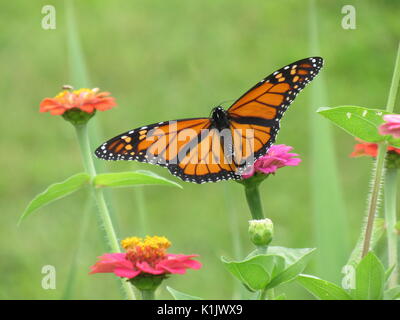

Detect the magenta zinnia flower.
[
  {"left": 379, "top": 114, "right": 400, "bottom": 139},
  {"left": 242, "top": 144, "right": 301, "bottom": 179},
  {"left": 90, "top": 236, "right": 201, "bottom": 279}
]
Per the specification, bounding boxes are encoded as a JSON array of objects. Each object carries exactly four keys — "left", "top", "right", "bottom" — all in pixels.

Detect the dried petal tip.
[{"left": 62, "top": 84, "right": 74, "bottom": 90}]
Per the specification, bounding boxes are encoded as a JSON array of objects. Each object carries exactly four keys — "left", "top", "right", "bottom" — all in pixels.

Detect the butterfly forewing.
[{"left": 227, "top": 57, "right": 323, "bottom": 170}]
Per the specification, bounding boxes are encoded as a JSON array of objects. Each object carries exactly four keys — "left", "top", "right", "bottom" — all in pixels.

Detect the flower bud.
[
  {"left": 386, "top": 151, "right": 400, "bottom": 169},
  {"left": 248, "top": 218, "right": 273, "bottom": 247}
]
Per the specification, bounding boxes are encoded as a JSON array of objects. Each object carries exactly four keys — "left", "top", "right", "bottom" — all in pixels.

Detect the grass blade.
[{"left": 307, "top": 0, "right": 350, "bottom": 283}]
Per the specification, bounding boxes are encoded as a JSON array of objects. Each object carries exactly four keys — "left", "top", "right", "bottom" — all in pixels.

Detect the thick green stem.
[
  {"left": 140, "top": 289, "right": 155, "bottom": 300},
  {"left": 244, "top": 184, "right": 265, "bottom": 220},
  {"left": 74, "top": 124, "right": 136, "bottom": 300},
  {"left": 361, "top": 42, "right": 400, "bottom": 259},
  {"left": 385, "top": 167, "right": 398, "bottom": 288},
  {"left": 362, "top": 143, "right": 386, "bottom": 258}
]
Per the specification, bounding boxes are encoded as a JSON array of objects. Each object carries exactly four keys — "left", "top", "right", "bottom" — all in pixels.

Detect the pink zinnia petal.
[
  {"left": 379, "top": 114, "right": 400, "bottom": 139},
  {"left": 242, "top": 144, "right": 301, "bottom": 179},
  {"left": 158, "top": 254, "right": 202, "bottom": 274},
  {"left": 113, "top": 267, "right": 141, "bottom": 279},
  {"left": 136, "top": 261, "right": 166, "bottom": 275},
  {"left": 89, "top": 253, "right": 134, "bottom": 275}
]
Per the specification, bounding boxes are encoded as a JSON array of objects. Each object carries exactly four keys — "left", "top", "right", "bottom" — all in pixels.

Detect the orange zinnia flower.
[
  {"left": 350, "top": 138, "right": 400, "bottom": 157},
  {"left": 40, "top": 87, "right": 116, "bottom": 115}
]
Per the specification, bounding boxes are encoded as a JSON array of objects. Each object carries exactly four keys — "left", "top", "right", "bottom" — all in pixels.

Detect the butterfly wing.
[
  {"left": 227, "top": 57, "right": 323, "bottom": 170},
  {"left": 95, "top": 118, "right": 240, "bottom": 183}
]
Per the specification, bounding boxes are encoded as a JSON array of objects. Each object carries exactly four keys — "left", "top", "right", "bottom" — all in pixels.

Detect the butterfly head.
[{"left": 211, "top": 106, "right": 230, "bottom": 130}]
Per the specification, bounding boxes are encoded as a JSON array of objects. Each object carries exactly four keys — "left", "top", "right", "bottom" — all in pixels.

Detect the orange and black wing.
[
  {"left": 95, "top": 118, "right": 241, "bottom": 183},
  {"left": 227, "top": 57, "right": 323, "bottom": 171}
]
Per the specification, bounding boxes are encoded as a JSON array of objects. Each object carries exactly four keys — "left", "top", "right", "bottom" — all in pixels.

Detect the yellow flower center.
[
  {"left": 121, "top": 236, "right": 171, "bottom": 265},
  {"left": 54, "top": 88, "right": 97, "bottom": 100}
]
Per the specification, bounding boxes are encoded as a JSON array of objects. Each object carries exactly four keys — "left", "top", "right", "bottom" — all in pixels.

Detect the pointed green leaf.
[
  {"left": 347, "top": 218, "right": 385, "bottom": 267},
  {"left": 19, "top": 173, "right": 90, "bottom": 224},
  {"left": 352, "top": 252, "right": 385, "bottom": 300},
  {"left": 384, "top": 286, "right": 400, "bottom": 300},
  {"left": 297, "top": 274, "right": 352, "bottom": 300},
  {"left": 266, "top": 247, "right": 316, "bottom": 289},
  {"left": 317, "top": 106, "right": 400, "bottom": 146},
  {"left": 93, "top": 170, "right": 182, "bottom": 189},
  {"left": 221, "top": 254, "right": 286, "bottom": 291},
  {"left": 385, "top": 264, "right": 396, "bottom": 284},
  {"left": 166, "top": 286, "right": 203, "bottom": 300}
]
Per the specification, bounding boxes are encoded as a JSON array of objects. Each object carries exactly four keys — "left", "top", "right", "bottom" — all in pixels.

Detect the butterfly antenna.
[{"left": 218, "top": 98, "right": 236, "bottom": 108}]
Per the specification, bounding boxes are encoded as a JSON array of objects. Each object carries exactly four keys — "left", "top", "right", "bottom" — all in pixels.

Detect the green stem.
[
  {"left": 74, "top": 124, "right": 136, "bottom": 300},
  {"left": 140, "top": 289, "right": 155, "bottom": 300},
  {"left": 244, "top": 184, "right": 265, "bottom": 220},
  {"left": 360, "top": 42, "right": 400, "bottom": 259},
  {"left": 259, "top": 288, "right": 274, "bottom": 300},
  {"left": 385, "top": 167, "right": 398, "bottom": 288},
  {"left": 135, "top": 187, "right": 148, "bottom": 236},
  {"left": 361, "top": 143, "right": 386, "bottom": 258},
  {"left": 386, "top": 42, "right": 400, "bottom": 113}
]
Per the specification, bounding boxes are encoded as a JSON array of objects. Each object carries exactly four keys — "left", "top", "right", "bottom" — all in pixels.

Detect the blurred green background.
[{"left": 1, "top": 0, "right": 400, "bottom": 299}]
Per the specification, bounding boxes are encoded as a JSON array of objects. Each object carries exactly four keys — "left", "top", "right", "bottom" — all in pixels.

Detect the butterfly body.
[
  {"left": 96, "top": 57, "right": 323, "bottom": 183},
  {"left": 211, "top": 106, "right": 230, "bottom": 130}
]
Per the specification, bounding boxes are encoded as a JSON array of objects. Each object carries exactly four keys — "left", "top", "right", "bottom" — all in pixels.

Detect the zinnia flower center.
[{"left": 121, "top": 236, "right": 171, "bottom": 266}]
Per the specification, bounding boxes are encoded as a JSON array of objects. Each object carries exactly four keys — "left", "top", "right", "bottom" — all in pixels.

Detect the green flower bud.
[
  {"left": 128, "top": 274, "right": 166, "bottom": 291},
  {"left": 386, "top": 151, "right": 400, "bottom": 169},
  {"left": 248, "top": 218, "right": 273, "bottom": 247}
]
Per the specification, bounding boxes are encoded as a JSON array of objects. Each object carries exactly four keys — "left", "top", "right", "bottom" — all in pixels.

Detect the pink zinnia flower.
[
  {"left": 379, "top": 114, "right": 400, "bottom": 139},
  {"left": 40, "top": 87, "right": 116, "bottom": 115},
  {"left": 90, "top": 236, "right": 201, "bottom": 279},
  {"left": 242, "top": 144, "right": 301, "bottom": 179}
]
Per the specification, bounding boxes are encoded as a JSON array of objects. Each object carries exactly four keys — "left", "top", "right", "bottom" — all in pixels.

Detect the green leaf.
[
  {"left": 347, "top": 218, "right": 385, "bottom": 266},
  {"left": 273, "top": 293, "right": 287, "bottom": 300},
  {"left": 317, "top": 106, "right": 392, "bottom": 143},
  {"left": 93, "top": 170, "right": 182, "bottom": 189},
  {"left": 384, "top": 286, "right": 400, "bottom": 300},
  {"left": 221, "top": 254, "right": 286, "bottom": 291},
  {"left": 19, "top": 173, "right": 90, "bottom": 224},
  {"left": 266, "top": 247, "right": 316, "bottom": 289},
  {"left": 223, "top": 247, "right": 315, "bottom": 291},
  {"left": 352, "top": 252, "right": 385, "bottom": 300},
  {"left": 166, "top": 286, "right": 203, "bottom": 300},
  {"left": 385, "top": 264, "right": 396, "bottom": 284},
  {"left": 297, "top": 274, "right": 352, "bottom": 300}
]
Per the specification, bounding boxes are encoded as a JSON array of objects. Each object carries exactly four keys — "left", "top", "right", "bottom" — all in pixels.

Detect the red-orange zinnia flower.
[
  {"left": 40, "top": 87, "right": 116, "bottom": 115},
  {"left": 350, "top": 138, "right": 400, "bottom": 157}
]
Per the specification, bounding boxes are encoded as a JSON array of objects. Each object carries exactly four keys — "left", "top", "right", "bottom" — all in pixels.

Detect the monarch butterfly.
[{"left": 95, "top": 57, "right": 323, "bottom": 183}]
